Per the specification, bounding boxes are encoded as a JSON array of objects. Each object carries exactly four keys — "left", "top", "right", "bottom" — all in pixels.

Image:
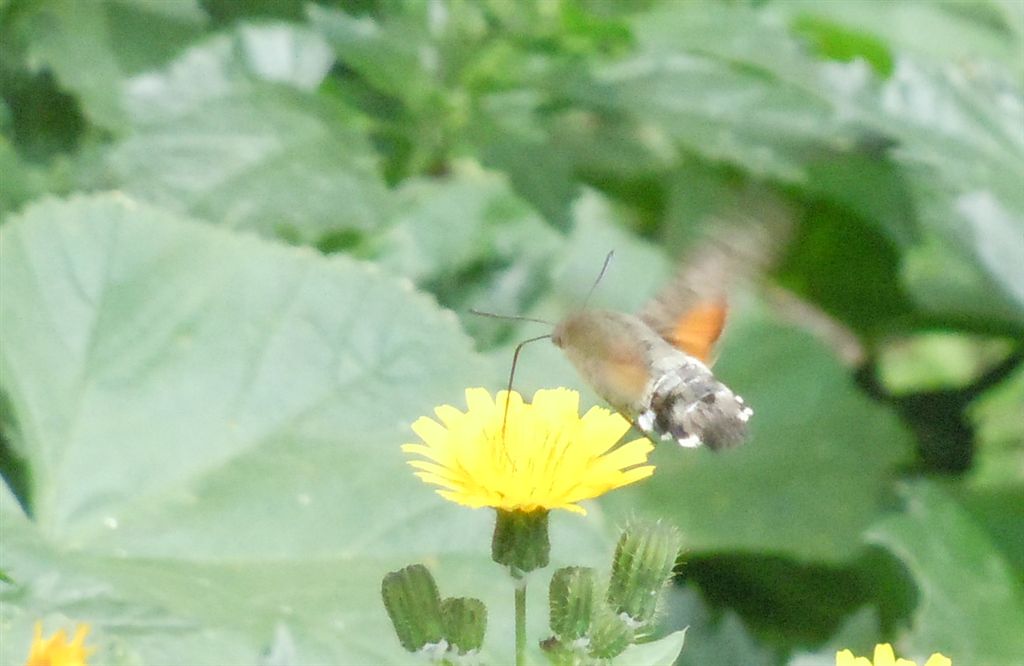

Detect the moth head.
[{"left": 551, "top": 311, "right": 628, "bottom": 357}]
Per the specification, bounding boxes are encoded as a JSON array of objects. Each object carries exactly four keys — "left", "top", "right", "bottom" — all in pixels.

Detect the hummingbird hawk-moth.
[
  {"left": 483, "top": 198, "right": 786, "bottom": 451},
  {"left": 551, "top": 211, "right": 786, "bottom": 451},
  {"left": 551, "top": 300, "right": 750, "bottom": 451}
]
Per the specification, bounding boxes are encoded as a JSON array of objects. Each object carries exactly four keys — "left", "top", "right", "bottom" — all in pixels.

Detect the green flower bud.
[
  {"left": 587, "top": 604, "right": 633, "bottom": 659},
  {"left": 441, "top": 597, "right": 487, "bottom": 654},
  {"left": 607, "top": 520, "right": 682, "bottom": 626},
  {"left": 491, "top": 509, "right": 550, "bottom": 576},
  {"left": 549, "top": 567, "right": 597, "bottom": 642},
  {"left": 381, "top": 564, "right": 445, "bottom": 652}
]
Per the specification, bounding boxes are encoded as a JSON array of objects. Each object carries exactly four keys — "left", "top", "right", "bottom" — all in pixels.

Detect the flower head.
[
  {"left": 25, "top": 622, "right": 92, "bottom": 666},
  {"left": 836, "top": 643, "right": 951, "bottom": 666},
  {"left": 402, "top": 388, "right": 655, "bottom": 515}
]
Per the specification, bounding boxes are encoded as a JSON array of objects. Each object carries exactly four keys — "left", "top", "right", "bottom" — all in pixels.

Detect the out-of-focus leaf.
[
  {"left": 877, "top": 333, "right": 1015, "bottom": 395},
  {"left": 902, "top": 189, "right": 1024, "bottom": 328},
  {"left": 815, "top": 54, "right": 1024, "bottom": 328},
  {"left": 0, "top": 137, "right": 48, "bottom": 216},
  {"left": 958, "top": 365, "right": 1024, "bottom": 571},
  {"left": 0, "top": 63, "right": 89, "bottom": 163},
  {"left": 868, "top": 58, "right": 1024, "bottom": 212},
  {"left": 783, "top": 0, "right": 1023, "bottom": 74},
  {"left": 867, "top": 482, "right": 1024, "bottom": 664},
  {"left": 0, "top": 193, "right": 615, "bottom": 664},
  {"left": 306, "top": 4, "right": 439, "bottom": 112},
  {"left": 777, "top": 202, "right": 916, "bottom": 337},
  {"left": 376, "top": 164, "right": 548, "bottom": 282},
  {"left": 792, "top": 13, "right": 894, "bottom": 76},
  {"left": 474, "top": 93, "right": 579, "bottom": 231},
  {"left": 662, "top": 587, "right": 776, "bottom": 666},
  {"left": 568, "top": 53, "right": 847, "bottom": 184},
  {"left": 630, "top": 2, "right": 819, "bottom": 87},
  {"left": 374, "top": 164, "right": 564, "bottom": 348},
  {"left": 970, "top": 365, "right": 1024, "bottom": 489},
  {"left": 6, "top": 0, "right": 207, "bottom": 129},
  {"left": 956, "top": 192, "right": 1024, "bottom": 304},
  {"left": 682, "top": 553, "right": 890, "bottom": 648},
  {"left": 107, "top": 23, "right": 389, "bottom": 243},
  {"left": 202, "top": 0, "right": 304, "bottom": 24},
  {"left": 801, "top": 152, "right": 919, "bottom": 248},
  {"left": 551, "top": 189, "right": 671, "bottom": 313},
  {"left": 787, "top": 607, "right": 883, "bottom": 666},
  {"left": 562, "top": 2, "right": 863, "bottom": 184},
  {"left": 618, "top": 628, "right": 687, "bottom": 666}
]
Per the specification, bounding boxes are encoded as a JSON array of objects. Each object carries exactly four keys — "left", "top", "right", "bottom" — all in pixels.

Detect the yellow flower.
[
  {"left": 403, "top": 388, "right": 655, "bottom": 515},
  {"left": 25, "top": 622, "right": 93, "bottom": 666},
  {"left": 836, "top": 643, "right": 951, "bottom": 666}
]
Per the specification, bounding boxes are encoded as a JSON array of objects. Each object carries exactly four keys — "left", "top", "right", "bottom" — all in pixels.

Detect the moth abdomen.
[{"left": 636, "top": 357, "right": 752, "bottom": 450}]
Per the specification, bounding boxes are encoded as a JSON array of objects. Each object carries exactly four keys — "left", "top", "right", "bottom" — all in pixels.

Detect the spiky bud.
[
  {"left": 549, "top": 567, "right": 598, "bottom": 641},
  {"left": 606, "top": 520, "right": 682, "bottom": 626},
  {"left": 587, "top": 604, "right": 633, "bottom": 659}
]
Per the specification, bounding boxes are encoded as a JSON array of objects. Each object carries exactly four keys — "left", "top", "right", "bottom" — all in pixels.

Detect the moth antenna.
[
  {"left": 468, "top": 308, "right": 553, "bottom": 326},
  {"left": 581, "top": 250, "right": 615, "bottom": 310},
  {"left": 502, "top": 334, "right": 553, "bottom": 439}
]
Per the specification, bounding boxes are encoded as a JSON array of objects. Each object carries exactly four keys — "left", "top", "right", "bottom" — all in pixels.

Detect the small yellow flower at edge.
[
  {"left": 25, "top": 622, "right": 93, "bottom": 666},
  {"left": 836, "top": 643, "right": 951, "bottom": 666},
  {"left": 402, "top": 388, "right": 655, "bottom": 515}
]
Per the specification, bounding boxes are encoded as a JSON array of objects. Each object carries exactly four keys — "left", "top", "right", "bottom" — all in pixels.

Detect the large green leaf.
[
  {"left": 867, "top": 482, "right": 1024, "bottom": 664},
  {"left": 0, "top": 193, "right": 617, "bottom": 664},
  {"left": 106, "top": 23, "right": 389, "bottom": 243}
]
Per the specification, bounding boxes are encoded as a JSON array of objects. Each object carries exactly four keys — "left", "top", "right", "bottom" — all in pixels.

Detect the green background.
[{"left": 1, "top": 1, "right": 1022, "bottom": 664}]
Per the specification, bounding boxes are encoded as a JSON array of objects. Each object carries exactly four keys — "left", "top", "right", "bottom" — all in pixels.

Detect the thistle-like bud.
[
  {"left": 381, "top": 564, "right": 445, "bottom": 652},
  {"left": 491, "top": 509, "right": 550, "bottom": 576},
  {"left": 441, "top": 597, "right": 487, "bottom": 654},
  {"left": 587, "top": 604, "right": 633, "bottom": 659},
  {"left": 606, "top": 520, "right": 682, "bottom": 627},
  {"left": 549, "top": 567, "right": 597, "bottom": 642}
]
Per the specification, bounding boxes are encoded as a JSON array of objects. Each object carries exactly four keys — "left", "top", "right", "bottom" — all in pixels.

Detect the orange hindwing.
[{"left": 666, "top": 301, "right": 727, "bottom": 364}]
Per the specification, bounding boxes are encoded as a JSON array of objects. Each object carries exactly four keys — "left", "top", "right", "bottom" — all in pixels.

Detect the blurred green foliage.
[{"left": 1, "top": 0, "right": 1021, "bottom": 664}]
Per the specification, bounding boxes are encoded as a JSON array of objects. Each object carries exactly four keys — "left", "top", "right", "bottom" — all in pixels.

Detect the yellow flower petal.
[
  {"left": 836, "top": 649, "right": 872, "bottom": 666},
  {"left": 873, "top": 643, "right": 898, "bottom": 666},
  {"left": 835, "top": 644, "right": 951, "bottom": 666},
  {"left": 403, "top": 388, "right": 656, "bottom": 514},
  {"left": 923, "top": 655, "right": 951, "bottom": 666},
  {"left": 25, "top": 622, "right": 92, "bottom": 666}
]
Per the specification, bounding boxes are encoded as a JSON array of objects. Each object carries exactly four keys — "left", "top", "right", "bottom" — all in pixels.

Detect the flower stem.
[{"left": 515, "top": 579, "right": 527, "bottom": 666}]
